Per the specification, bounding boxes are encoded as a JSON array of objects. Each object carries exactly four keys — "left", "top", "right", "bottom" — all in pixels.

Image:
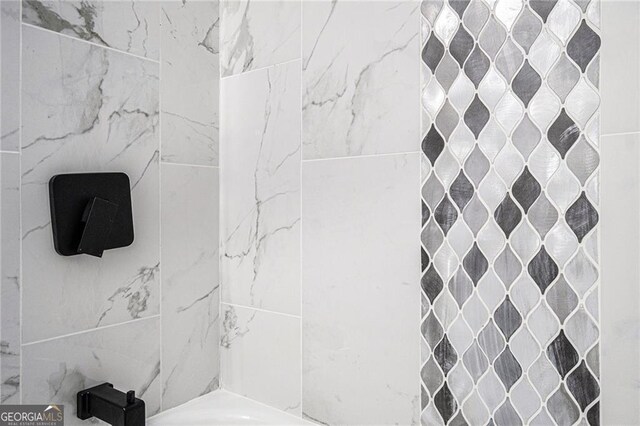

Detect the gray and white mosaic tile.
[{"left": 420, "top": 0, "right": 600, "bottom": 424}]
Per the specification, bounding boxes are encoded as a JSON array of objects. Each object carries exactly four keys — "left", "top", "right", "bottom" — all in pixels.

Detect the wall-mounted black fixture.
[
  {"left": 49, "top": 173, "right": 134, "bottom": 257},
  {"left": 77, "top": 383, "right": 145, "bottom": 426}
]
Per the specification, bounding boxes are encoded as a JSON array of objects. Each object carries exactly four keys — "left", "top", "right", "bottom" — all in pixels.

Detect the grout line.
[
  {"left": 217, "top": 0, "right": 224, "bottom": 393},
  {"left": 302, "top": 150, "right": 421, "bottom": 163},
  {"left": 18, "top": 0, "right": 23, "bottom": 404},
  {"left": 158, "top": 0, "right": 164, "bottom": 413},
  {"left": 600, "top": 130, "right": 640, "bottom": 138},
  {"left": 0, "top": 150, "right": 20, "bottom": 155},
  {"left": 160, "top": 161, "right": 220, "bottom": 169},
  {"left": 21, "top": 22, "right": 160, "bottom": 64},
  {"left": 596, "top": 0, "right": 604, "bottom": 412},
  {"left": 222, "top": 302, "right": 301, "bottom": 320},
  {"left": 21, "top": 315, "right": 161, "bottom": 348},
  {"left": 414, "top": 4, "right": 422, "bottom": 419},
  {"left": 220, "top": 57, "right": 303, "bottom": 81},
  {"left": 419, "top": 6, "right": 603, "bottom": 421},
  {"left": 298, "top": 0, "right": 304, "bottom": 415}
]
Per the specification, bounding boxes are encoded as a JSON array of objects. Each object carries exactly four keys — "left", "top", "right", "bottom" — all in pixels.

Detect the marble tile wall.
[
  {"left": 219, "top": 1, "right": 302, "bottom": 413},
  {"left": 220, "top": 1, "right": 421, "bottom": 424},
  {"left": 302, "top": 1, "right": 420, "bottom": 160},
  {"left": 0, "top": 0, "right": 22, "bottom": 405},
  {"left": 161, "top": 163, "right": 220, "bottom": 410},
  {"left": 220, "top": 0, "right": 300, "bottom": 77},
  {"left": 301, "top": 154, "right": 421, "bottom": 425},
  {"left": 1, "top": 153, "right": 20, "bottom": 404},
  {"left": 161, "top": 1, "right": 219, "bottom": 166},
  {"left": 301, "top": 2, "right": 421, "bottom": 424},
  {"left": 600, "top": 133, "right": 640, "bottom": 425},
  {"left": 2, "top": 1, "right": 614, "bottom": 424},
  {"left": 0, "top": 0, "right": 220, "bottom": 420},
  {"left": 221, "top": 59, "right": 301, "bottom": 317},
  {"left": 221, "top": 304, "right": 301, "bottom": 414},
  {"left": 1, "top": 0, "right": 20, "bottom": 152},
  {"left": 22, "top": 0, "right": 160, "bottom": 60},
  {"left": 420, "top": 0, "right": 601, "bottom": 425},
  {"left": 600, "top": 2, "right": 640, "bottom": 424}
]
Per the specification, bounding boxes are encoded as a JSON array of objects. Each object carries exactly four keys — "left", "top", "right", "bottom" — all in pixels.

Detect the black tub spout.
[{"left": 77, "top": 383, "right": 145, "bottom": 426}]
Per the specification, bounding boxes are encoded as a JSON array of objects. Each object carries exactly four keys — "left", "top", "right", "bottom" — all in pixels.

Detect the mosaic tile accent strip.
[{"left": 420, "top": 1, "right": 601, "bottom": 425}]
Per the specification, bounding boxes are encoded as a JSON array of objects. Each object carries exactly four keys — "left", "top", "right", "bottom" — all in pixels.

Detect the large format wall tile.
[
  {"left": 302, "top": 1, "right": 420, "bottom": 160},
  {"left": 600, "top": 133, "right": 640, "bottom": 425},
  {"left": 161, "top": 1, "right": 219, "bottom": 166},
  {"left": 1, "top": 0, "right": 20, "bottom": 152},
  {"left": 21, "top": 27, "right": 160, "bottom": 343},
  {"left": 1, "top": 153, "right": 20, "bottom": 403},
  {"left": 23, "top": 0, "right": 160, "bottom": 60},
  {"left": 420, "top": 1, "right": 601, "bottom": 424},
  {"left": 161, "top": 163, "right": 220, "bottom": 410},
  {"left": 220, "top": 0, "right": 301, "bottom": 77},
  {"left": 22, "top": 317, "right": 161, "bottom": 424},
  {"left": 301, "top": 153, "right": 421, "bottom": 425},
  {"left": 221, "top": 303, "right": 301, "bottom": 414},
  {"left": 601, "top": 0, "right": 640, "bottom": 134},
  {"left": 221, "top": 59, "right": 300, "bottom": 315}
]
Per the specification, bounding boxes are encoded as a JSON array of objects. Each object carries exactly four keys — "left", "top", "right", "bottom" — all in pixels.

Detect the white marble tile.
[
  {"left": 1, "top": 0, "right": 20, "bottom": 152},
  {"left": 161, "top": 163, "right": 220, "bottom": 410},
  {"left": 301, "top": 153, "right": 421, "bottom": 425},
  {"left": 220, "top": 0, "right": 301, "bottom": 77},
  {"left": 22, "top": 317, "right": 161, "bottom": 424},
  {"left": 221, "top": 303, "right": 301, "bottom": 415},
  {"left": 601, "top": 0, "right": 640, "bottom": 134},
  {"left": 221, "top": 60, "right": 300, "bottom": 315},
  {"left": 302, "top": 1, "right": 420, "bottom": 159},
  {"left": 161, "top": 1, "right": 220, "bottom": 166},
  {"left": 23, "top": 0, "right": 160, "bottom": 60},
  {"left": 21, "top": 27, "right": 160, "bottom": 343},
  {"left": 600, "top": 133, "right": 640, "bottom": 425},
  {"left": 1, "top": 153, "right": 20, "bottom": 403}
]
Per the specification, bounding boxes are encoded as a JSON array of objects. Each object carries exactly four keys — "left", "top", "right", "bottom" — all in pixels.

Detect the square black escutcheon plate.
[{"left": 49, "top": 172, "right": 134, "bottom": 257}]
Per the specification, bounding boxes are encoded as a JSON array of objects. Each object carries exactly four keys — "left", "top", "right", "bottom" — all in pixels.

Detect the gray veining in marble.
[
  {"left": 22, "top": 318, "right": 161, "bottom": 425},
  {"left": 302, "top": 1, "right": 420, "bottom": 159},
  {"left": 1, "top": 153, "right": 20, "bottom": 403},
  {"left": 161, "top": 164, "right": 220, "bottom": 410},
  {"left": 21, "top": 26, "right": 160, "bottom": 342},
  {"left": 23, "top": 0, "right": 160, "bottom": 60},
  {"left": 1, "top": 1, "right": 20, "bottom": 152},
  {"left": 221, "top": 59, "right": 301, "bottom": 315},
  {"left": 221, "top": 304, "right": 301, "bottom": 415},
  {"left": 220, "top": 0, "right": 300, "bottom": 77},
  {"left": 161, "top": 1, "right": 219, "bottom": 166}
]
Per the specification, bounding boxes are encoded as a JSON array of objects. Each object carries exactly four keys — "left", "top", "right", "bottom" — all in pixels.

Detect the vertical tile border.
[{"left": 420, "top": 0, "right": 601, "bottom": 424}]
